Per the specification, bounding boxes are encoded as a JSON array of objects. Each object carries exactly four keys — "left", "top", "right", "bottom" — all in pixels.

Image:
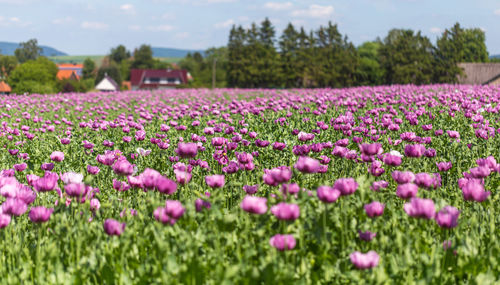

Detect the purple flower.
[
  {"left": 364, "top": 201, "right": 385, "bottom": 217},
  {"left": 103, "top": 219, "right": 126, "bottom": 236},
  {"left": 262, "top": 167, "right": 292, "bottom": 186},
  {"left": 396, "top": 183, "right": 418, "bottom": 199},
  {"left": 404, "top": 144, "right": 426, "bottom": 158},
  {"left": 370, "top": 180, "right": 388, "bottom": 192},
  {"left": 0, "top": 210, "right": 11, "bottom": 228},
  {"left": 462, "top": 180, "right": 490, "bottom": 202},
  {"left": 333, "top": 178, "right": 358, "bottom": 196},
  {"left": 1, "top": 198, "right": 28, "bottom": 216},
  {"left": 156, "top": 176, "right": 177, "bottom": 195},
  {"left": 269, "top": 234, "right": 296, "bottom": 251},
  {"left": 243, "top": 185, "right": 258, "bottom": 195},
  {"left": 358, "top": 230, "right": 377, "bottom": 241},
  {"left": 87, "top": 165, "right": 100, "bottom": 175},
  {"left": 294, "top": 156, "right": 320, "bottom": 174},
  {"left": 29, "top": 206, "right": 54, "bottom": 223},
  {"left": 64, "top": 183, "right": 86, "bottom": 197},
  {"left": 469, "top": 166, "right": 491, "bottom": 179},
  {"left": 50, "top": 151, "right": 65, "bottom": 162},
  {"left": 113, "top": 158, "right": 135, "bottom": 176},
  {"left": 41, "top": 163, "right": 55, "bottom": 171},
  {"left": 317, "top": 186, "right": 341, "bottom": 203},
  {"left": 195, "top": 199, "right": 211, "bottom": 212},
  {"left": 359, "top": 143, "right": 382, "bottom": 156},
  {"left": 240, "top": 196, "right": 267, "bottom": 214},
  {"left": 270, "top": 203, "right": 300, "bottom": 221},
  {"left": 392, "top": 171, "right": 415, "bottom": 184},
  {"left": 205, "top": 175, "right": 225, "bottom": 188},
  {"left": 176, "top": 143, "right": 198, "bottom": 158},
  {"left": 350, "top": 251, "right": 380, "bottom": 269},
  {"left": 383, "top": 154, "right": 402, "bottom": 166},
  {"left": 33, "top": 172, "right": 59, "bottom": 192},
  {"left": 174, "top": 170, "right": 192, "bottom": 185},
  {"left": 281, "top": 183, "right": 300, "bottom": 195},
  {"left": 436, "top": 162, "right": 452, "bottom": 172},
  {"left": 90, "top": 198, "right": 101, "bottom": 212},
  {"left": 435, "top": 206, "right": 460, "bottom": 228},
  {"left": 14, "top": 163, "right": 27, "bottom": 172},
  {"left": 404, "top": 197, "right": 435, "bottom": 219},
  {"left": 165, "top": 200, "right": 185, "bottom": 219}
]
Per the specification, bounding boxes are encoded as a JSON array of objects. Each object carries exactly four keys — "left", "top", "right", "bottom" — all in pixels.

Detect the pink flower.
[
  {"left": 174, "top": 170, "right": 192, "bottom": 185},
  {"left": 0, "top": 210, "right": 11, "bottom": 228},
  {"left": 404, "top": 144, "right": 426, "bottom": 158},
  {"left": 240, "top": 196, "right": 267, "bottom": 214},
  {"left": 359, "top": 143, "right": 382, "bottom": 156},
  {"left": 435, "top": 206, "right": 460, "bottom": 228},
  {"left": 370, "top": 180, "right": 388, "bottom": 192},
  {"left": 350, "top": 251, "right": 380, "bottom": 269},
  {"left": 392, "top": 171, "right": 415, "bottom": 184},
  {"left": 155, "top": 176, "right": 177, "bottom": 195},
  {"left": 333, "top": 178, "right": 358, "bottom": 196},
  {"left": 50, "top": 151, "right": 65, "bottom": 162},
  {"left": 90, "top": 198, "right": 101, "bottom": 212},
  {"left": 103, "top": 219, "right": 126, "bottom": 236},
  {"left": 29, "top": 206, "right": 54, "bottom": 223},
  {"left": 364, "top": 201, "right": 385, "bottom": 217},
  {"left": 205, "top": 175, "right": 225, "bottom": 188},
  {"left": 396, "top": 183, "right": 418, "bottom": 199},
  {"left": 317, "top": 186, "right": 341, "bottom": 203},
  {"left": 176, "top": 143, "right": 198, "bottom": 158},
  {"left": 269, "top": 234, "right": 296, "bottom": 251},
  {"left": 1, "top": 198, "right": 28, "bottom": 216},
  {"left": 358, "top": 230, "right": 377, "bottom": 241},
  {"left": 195, "top": 199, "right": 211, "bottom": 212},
  {"left": 33, "top": 172, "right": 59, "bottom": 192},
  {"left": 112, "top": 158, "right": 135, "bottom": 176},
  {"left": 462, "top": 180, "right": 490, "bottom": 202},
  {"left": 404, "top": 197, "right": 435, "bottom": 219},
  {"left": 294, "top": 156, "right": 320, "bottom": 174},
  {"left": 436, "top": 162, "right": 452, "bottom": 172},
  {"left": 243, "top": 185, "right": 258, "bottom": 195},
  {"left": 165, "top": 200, "right": 185, "bottom": 219},
  {"left": 270, "top": 202, "right": 300, "bottom": 221},
  {"left": 87, "top": 165, "right": 100, "bottom": 175}
]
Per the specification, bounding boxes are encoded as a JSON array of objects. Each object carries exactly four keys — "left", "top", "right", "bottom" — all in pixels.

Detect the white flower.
[
  {"left": 389, "top": 150, "right": 403, "bottom": 158},
  {"left": 61, "top": 172, "right": 84, "bottom": 184},
  {"left": 136, "top": 147, "right": 151, "bottom": 156}
]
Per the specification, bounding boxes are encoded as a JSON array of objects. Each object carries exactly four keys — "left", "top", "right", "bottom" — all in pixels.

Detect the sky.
[{"left": 0, "top": 0, "right": 500, "bottom": 55}]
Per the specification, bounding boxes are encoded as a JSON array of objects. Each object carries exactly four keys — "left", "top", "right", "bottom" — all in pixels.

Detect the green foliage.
[
  {"left": 8, "top": 57, "right": 58, "bottom": 94},
  {"left": 82, "top": 58, "right": 96, "bottom": 80},
  {"left": 179, "top": 48, "right": 227, "bottom": 88},
  {"left": 378, "top": 29, "right": 434, "bottom": 85},
  {"left": 0, "top": 55, "right": 18, "bottom": 79},
  {"left": 356, "top": 42, "right": 383, "bottom": 86},
  {"left": 131, "top": 45, "right": 155, "bottom": 69},
  {"left": 109, "top": 45, "right": 131, "bottom": 64},
  {"left": 15, "top": 39, "right": 43, "bottom": 64},
  {"left": 57, "top": 78, "right": 94, "bottom": 93}
]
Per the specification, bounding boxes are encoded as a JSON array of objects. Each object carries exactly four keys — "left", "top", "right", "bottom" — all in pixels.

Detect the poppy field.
[{"left": 1, "top": 85, "right": 500, "bottom": 284}]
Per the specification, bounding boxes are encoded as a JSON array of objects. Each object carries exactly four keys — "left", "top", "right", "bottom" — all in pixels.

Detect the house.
[
  {"left": 458, "top": 63, "right": 500, "bottom": 85},
  {"left": 95, "top": 75, "right": 119, "bottom": 92},
  {"left": 57, "top": 63, "right": 83, "bottom": 80},
  {"left": 0, "top": 81, "right": 11, "bottom": 95},
  {"left": 130, "top": 69, "right": 190, "bottom": 90}
]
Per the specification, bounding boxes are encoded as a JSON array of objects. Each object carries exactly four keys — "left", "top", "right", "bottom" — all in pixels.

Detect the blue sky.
[{"left": 1, "top": 0, "right": 499, "bottom": 55}]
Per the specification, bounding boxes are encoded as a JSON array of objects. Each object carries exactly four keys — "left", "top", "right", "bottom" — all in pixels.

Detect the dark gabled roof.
[
  {"left": 130, "top": 69, "right": 189, "bottom": 87},
  {"left": 458, "top": 63, "right": 500, "bottom": 85}
]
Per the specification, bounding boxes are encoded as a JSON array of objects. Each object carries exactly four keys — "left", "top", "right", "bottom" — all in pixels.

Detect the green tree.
[
  {"left": 378, "top": 29, "right": 434, "bottom": 85},
  {"left": 256, "top": 18, "right": 281, "bottom": 87},
  {"left": 131, "top": 45, "right": 155, "bottom": 69},
  {"left": 110, "top": 45, "right": 131, "bottom": 64},
  {"left": 14, "top": 39, "right": 43, "bottom": 63},
  {"left": 463, "top": 28, "right": 488, "bottom": 62},
  {"left": 227, "top": 25, "right": 248, "bottom": 87},
  {"left": 82, "top": 57, "right": 96, "bottom": 79},
  {"left": 356, "top": 41, "right": 383, "bottom": 86},
  {"left": 0, "top": 55, "right": 18, "bottom": 79},
  {"left": 279, "top": 23, "right": 299, "bottom": 88},
  {"left": 95, "top": 59, "right": 122, "bottom": 87},
  {"left": 8, "top": 57, "right": 58, "bottom": 94}
]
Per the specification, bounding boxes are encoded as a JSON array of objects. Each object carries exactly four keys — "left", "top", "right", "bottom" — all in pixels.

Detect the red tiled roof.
[
  {"left": 57, "top": 70, "right": 79, "bottom": 80},
  {"left": 57, "top": 64, "right": 84, "bottom": 69},
  {"left": 0, "top": 81, "right": 11, "bottom": 93}
]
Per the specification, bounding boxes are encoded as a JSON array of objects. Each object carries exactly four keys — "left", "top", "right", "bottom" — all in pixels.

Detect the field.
[{"left": 0, "top": 86, "right": 499, "bottom": 284}]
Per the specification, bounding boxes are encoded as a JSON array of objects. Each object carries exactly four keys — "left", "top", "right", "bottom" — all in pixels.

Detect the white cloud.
[
  {"left": 52, "top": 16, "right": 73, "bottom": 25},
  {"left": 291, "top": 4, "right": 334, "bottom": 18},
  {"left": 264, "top": 2, "right": 293, "bottom": 10},
  {"left": 147, "top": 25, "right": 175, "bottom": 31},
  {"left": 81, "top": 21, "right": 109, "bottom": 30},
  {"left": 129, "top": 25, "right": 141, "bottom": 31},
  {"left": 214, "top": 19, "right": 235, "bottom": 29},
  {"left": 494, "top": 9, "right": 500, "bottom": 16},
  {"left": 430, "top": 27, "right": 441, "bottom": 34},
  {"left": 0, "top": 16, "right": 30, "bottom": 27},
  {"left": 120, "top": 4, "right": 136, "bottom": 14},
  {"left": 175, "top": 32, "right": 190, "bottom": 39}
]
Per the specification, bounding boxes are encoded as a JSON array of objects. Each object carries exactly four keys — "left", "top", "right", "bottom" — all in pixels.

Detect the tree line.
[{"left": 181, "top": 20, "right": 494, "bottom": 88}]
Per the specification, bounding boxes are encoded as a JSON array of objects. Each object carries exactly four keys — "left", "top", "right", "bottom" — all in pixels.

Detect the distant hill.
[
  {"left": 151, "top": 47, "right": 205, "bottom": 58},
  {"left": 0, "top": 41, "right": 67, "bottom": 57},
  {"left": 490, "top": 54, "right": 500, "bottom": 59}
]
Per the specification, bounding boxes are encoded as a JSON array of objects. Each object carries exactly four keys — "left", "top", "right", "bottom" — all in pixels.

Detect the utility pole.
[{"left": 212, "top": 58, "right": 217, "bottom": 89}]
